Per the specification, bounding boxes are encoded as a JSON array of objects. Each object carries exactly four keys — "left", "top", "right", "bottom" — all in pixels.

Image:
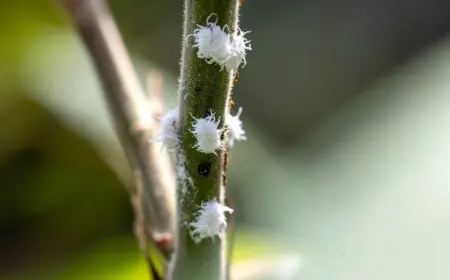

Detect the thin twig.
[{"left": 60, "top": 0, "right": 176, "bottom": 257}]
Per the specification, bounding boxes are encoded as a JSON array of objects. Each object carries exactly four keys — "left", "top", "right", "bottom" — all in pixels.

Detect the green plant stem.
[{"left": 168, "top": 0, "right": 240, "bottom": 279}]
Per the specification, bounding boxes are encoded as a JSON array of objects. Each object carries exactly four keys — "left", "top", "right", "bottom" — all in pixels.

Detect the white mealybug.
[
  {"left": 189, "top": 14, "right": 231, "bottom": 69},
  {"left": 189, "top": 14, "right": 251, "bottom": 71},
  {"left": 189, "top": 199, "right": 234, "bottom": 243},
  {"left": 151, "top": 107, "right": 180, "bottom": 151},
  {"left": 226, "top": 107, "right": 246, "bottom": 147},
  {"left": 191, "top": 112, "right": 223, "bottom": 154},
  {"left": 225, "top": 28, "right": 252, "bottom": 71}
]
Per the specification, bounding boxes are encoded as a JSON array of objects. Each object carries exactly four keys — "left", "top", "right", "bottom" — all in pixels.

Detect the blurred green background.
[{"left": 2, "top": 0, "right": 450, "bottom": 279}]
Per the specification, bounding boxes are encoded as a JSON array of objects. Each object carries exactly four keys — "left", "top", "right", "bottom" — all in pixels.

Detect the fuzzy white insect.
[
  {"left": 226, "top": 107, "right": 246, "bottom": 147},
  {"left": 189, "top": 199, "right": 234, "bottom": 243},
  {"left": 225, "top": 28, "right": 252, "bottom": 71},
  {"left": 191, "top": 112, "right": 223, "bottom": 154},
  {"left": 151, "top": 107, "right": 180, "bottom": 151},
  {"left": 189, "top": 14, "right": 231, "bottom": 68},
  {"left": 189, "top": 14, "right": 251, "bottom": 71}
]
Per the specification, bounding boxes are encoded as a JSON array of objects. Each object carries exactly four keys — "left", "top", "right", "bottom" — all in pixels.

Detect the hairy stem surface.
[{"left": 169, "top": 0, "right": 240, "bottom": 280}]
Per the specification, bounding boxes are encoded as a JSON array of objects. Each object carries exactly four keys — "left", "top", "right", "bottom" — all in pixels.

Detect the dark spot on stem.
[
  {"left": 224, "top": 150, "right": 229, "bottom": 165},
  {"left": 197, "top": 161, "right": 212, "bottom": 177},
  {"left": 195, "top": 86, "right": 201, "bottom": 96},
  {"left": 220, "top": 127, "right": 227, "bottom": 141},
  {"left": 222, "top": 150, "right": 229, "bottom": 187},
  {"left": 222, "top": 173, "right": 227, "bottom": 187}
]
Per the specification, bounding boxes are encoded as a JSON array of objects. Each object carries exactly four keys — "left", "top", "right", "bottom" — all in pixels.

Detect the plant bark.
[{"left": 61, "top": 0, "right": 176, "bottom": 263}]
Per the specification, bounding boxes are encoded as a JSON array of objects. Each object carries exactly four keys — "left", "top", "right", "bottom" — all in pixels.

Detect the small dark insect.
[{"left": 197, "top": 161, "right": 212, "bottom": 177}]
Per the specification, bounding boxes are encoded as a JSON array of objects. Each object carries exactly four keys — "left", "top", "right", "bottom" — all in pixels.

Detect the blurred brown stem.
[{"left": 60, "top": 0, "right": 176, "bottom": 260}]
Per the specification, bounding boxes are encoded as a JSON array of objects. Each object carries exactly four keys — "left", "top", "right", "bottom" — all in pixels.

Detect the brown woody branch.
[{"left": 60, "top": 0, "right": 176, "bottom": 258}]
